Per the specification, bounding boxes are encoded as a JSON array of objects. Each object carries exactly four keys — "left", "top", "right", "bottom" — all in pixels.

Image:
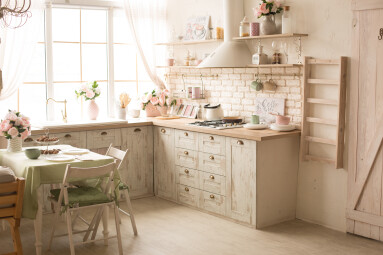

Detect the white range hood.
[{"left": 198, "top": 0, "right": 251, "bottom": 68}]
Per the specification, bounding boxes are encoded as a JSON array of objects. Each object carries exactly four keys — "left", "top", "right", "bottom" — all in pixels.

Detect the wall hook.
[{"left": 379, "top": 28, "right": 383, "bottom": 40}]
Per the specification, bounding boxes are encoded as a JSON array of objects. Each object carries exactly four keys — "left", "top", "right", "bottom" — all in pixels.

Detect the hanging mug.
[
  {"left": 251, "top": 78, "right": 263, "bottom": 91},
  {"left": 263, "top": 79, "right": 277, "bottom": 91}
]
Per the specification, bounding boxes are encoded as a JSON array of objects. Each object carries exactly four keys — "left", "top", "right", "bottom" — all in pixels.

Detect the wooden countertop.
[{"left": 30, "top": 118, "right": 300, "bottom": 142}]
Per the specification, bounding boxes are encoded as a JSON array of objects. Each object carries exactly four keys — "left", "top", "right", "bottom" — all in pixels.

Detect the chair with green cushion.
[{"left": 47, "top": 161, "right": 123, "bottom": 255}]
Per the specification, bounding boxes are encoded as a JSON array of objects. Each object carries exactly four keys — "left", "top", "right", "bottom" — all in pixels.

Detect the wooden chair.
[
  {"left": 0, "top": 178, "right": 25, "bottom": 255},
  {"left": 47, "top": 162, "right": 123, "bottom": 255}
]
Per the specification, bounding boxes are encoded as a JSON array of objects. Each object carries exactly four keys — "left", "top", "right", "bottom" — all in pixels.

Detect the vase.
[
  {"left": 156, "top": 106, "right": 169, "bottom": 117},
  {"left": 145, "top": 103, "right": 161, "bottom": 117},
  {"left": 88, "top": 100, "right": 99, "bottom": 120},
  {"left": 260, "top": 15, "right": 277, "bottom": 35},
  {"left": 7, "top": 137, "right": 22, "bottom": 153},
  {"left": 116, "top": 107, "right": 127, "bottom": 120}
]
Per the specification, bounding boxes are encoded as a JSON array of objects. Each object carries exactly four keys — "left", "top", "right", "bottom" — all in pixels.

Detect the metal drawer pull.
[
  {"left": 210, "top": 194, "right": 215, "bottom": 199},
  {"left": 64, "top": 134, "right": 72, "bottom": 138},
  {"left": 184, "top": 132, "right": 188, "bottom": 137},
  {"left": 101, "top": 131, "right": 108, "bottom": 136},
  {"left": 209, "top": 155, "right": 214, "bottom": 160},
  {"left": 134, "top": 128, "right": 141, "bottom": 132},
  {"left": 209, "top": 136, "right": 214, "bottom": 141},
  {"left": 24, "top": 137, "right": 33, "bottom": 142},
  {"left": 237, "top": 140, "right": 244, "bottom": 145},
  {"left": 209, "top": 175, "right": 215, "bottom": 180},
  {"left": 184, "top": 187, "right": 189, "bottom": 192},
  {"left": 161, "top": 128, "right": 166, "bottom": 134},
  {"left": 184, "top": 169, "right": 189, "bottom": 174},
  {"left": 184, "top": 151, "right": 189, "bottom": 155}
]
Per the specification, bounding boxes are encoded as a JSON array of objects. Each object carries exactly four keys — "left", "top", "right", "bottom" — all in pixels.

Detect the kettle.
[{"left": 204, "top": 104, "right": 223, "bottom": 121}]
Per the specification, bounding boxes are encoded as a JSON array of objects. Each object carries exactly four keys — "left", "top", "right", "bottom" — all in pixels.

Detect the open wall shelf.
[
  {"left": 232, "top": 33, "right": 308, "bottom": 41},
  {"left": 154, "top": 39, "right": 223, "bottom": 46}
]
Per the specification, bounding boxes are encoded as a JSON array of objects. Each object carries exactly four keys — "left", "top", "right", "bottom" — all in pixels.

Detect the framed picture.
[
  {"left": 182, "top": 105, "right": 194, "bottom": 118},
  {"left": 177, "top": 104, "right": 185, "bottom": 116},
  {"left": 184, "top": 16, "right": 210, "bottom": 41},
  {"left": 179, "top": 104, "right": 199, "bottom": 119},
  {"left": 190, "top": 106, "right": 199, "bottom": 119}
]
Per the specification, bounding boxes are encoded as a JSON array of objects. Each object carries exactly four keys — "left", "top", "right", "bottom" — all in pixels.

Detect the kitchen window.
[{"left": 0, "top": 3, "right": 155, "bottom": 122}]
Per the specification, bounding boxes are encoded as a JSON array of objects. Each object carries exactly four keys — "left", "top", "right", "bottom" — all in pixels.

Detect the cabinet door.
[
  {"left": 225, "top": 138, "right": 257, "bottom": 224},
  {"left": 121, "top": 126, "right": 154, "bottom": 198},
  {"left": 154, "top": 127, "right": 176, "bottom": 201}
]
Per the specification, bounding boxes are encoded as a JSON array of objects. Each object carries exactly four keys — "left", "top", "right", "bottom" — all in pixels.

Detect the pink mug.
[{"left": 167, "top": 58, "right": 175, "bottom": 66}]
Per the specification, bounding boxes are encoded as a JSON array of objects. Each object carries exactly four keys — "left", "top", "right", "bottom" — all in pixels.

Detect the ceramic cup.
[
  {"left": 263, "top": 79, "right": 277, "bottom": 91},
  {"left": 25, "top": 148, "right": 41, "bottom": 160},
  {"left": 251, "top": 115, "right": 260, "bottom": 124},
  {"left": 250, "top": 79, "right": 263, "bottom": 91},
  {"left": 167, "top": 58, "right": 175, "bottom": 66}
]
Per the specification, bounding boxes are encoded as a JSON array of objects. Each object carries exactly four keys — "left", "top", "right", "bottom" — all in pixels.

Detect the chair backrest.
[
  {"left": 105, "top": 144, "right": 129, "bottom": 172},
  {"left": 0, "top": 178, "right": 25, "bottom": 219}
]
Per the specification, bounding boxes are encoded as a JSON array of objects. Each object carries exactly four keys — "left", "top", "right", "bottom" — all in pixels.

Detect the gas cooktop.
[{"left": 188, "top": 120, "right": 244, "bottom": 130}]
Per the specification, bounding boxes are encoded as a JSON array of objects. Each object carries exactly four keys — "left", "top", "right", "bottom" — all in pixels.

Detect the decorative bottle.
[
  {"left": 282, "top": 6, "right": 292, "bottom": 34},
  {"left": 252, "top": 45, "right": 268, "bottom": 65}
]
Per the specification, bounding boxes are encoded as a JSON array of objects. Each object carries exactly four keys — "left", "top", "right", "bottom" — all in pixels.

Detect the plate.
[
  {"left": 35, "top": 139, "right": 60, "bottom": 145},
  {"left": 62, "top": 148, "right": 90, "bottom": 155},
  {"left": 243, "top": 123, "right": 268, "bottom": 130},
  {"left": 270, "top": 123, "right": 296, "bottom": 132},
  {"left": 44, "top": 155, "right": 75, "bottom": 162}
]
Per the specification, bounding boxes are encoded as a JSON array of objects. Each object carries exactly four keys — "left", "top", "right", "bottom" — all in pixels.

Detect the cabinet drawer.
[
  {"left": 199, "top": 191, "right": 225, "bottom": 216},
  {"left": 155, "top": 127, "right": 173, "bottom": 137},
  {"left": 24, "top": 132, "right": 86, "bottom": 148},
  {"left": 175, "top": 148, "right": 198, "bottom": 169},
  {"left": 176, "top": 166, "right": 199, "bottom": 189},
  {"left": 198, "top": 134, "right": 225, "bottom": 155},
  {"left": 198, "top": 152, "right": 226, "bottom": 176},
  {"left": 175, "top": 130, "right": 198, "bottom": 150},
  {"left": 178, "top": 184, "right": 199, "bottom": 207},
  {"left": 86, "top": 129, "right": 121, "bottom": 149},
  {"left": 199, "top": 172, "right": 225, "bottom": 195}
]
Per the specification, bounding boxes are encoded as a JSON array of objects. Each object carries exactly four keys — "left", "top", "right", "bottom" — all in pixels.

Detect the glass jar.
[
  {"left": 239, "top": 16, "right": 250, "bottom": 37},
  {"left": 282, "top": 6, "right": 292, "bottom": 34}
]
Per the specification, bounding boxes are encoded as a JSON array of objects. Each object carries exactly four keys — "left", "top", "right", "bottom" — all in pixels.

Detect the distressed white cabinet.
[
  {"left": 86, "top": 128, "right": 122, "bottom": 154},
  {"left": 121, "top": 126, "right": 153, "bottom": 198},
  {"left": 23, "top": 131, "right": 87, "bottom": 148},
  {"left": 154, "top": 126, "right": 176, "bottom": 201}
]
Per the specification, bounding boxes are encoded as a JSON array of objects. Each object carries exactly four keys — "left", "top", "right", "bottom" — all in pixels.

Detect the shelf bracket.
[{"left": 294, "top": 36, "right": 303, "bottom": 64}]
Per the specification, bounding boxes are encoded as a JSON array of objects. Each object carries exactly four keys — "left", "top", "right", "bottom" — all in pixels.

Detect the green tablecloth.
[{"left": 0, "top": 145, "right": 114, "bottom": 219}]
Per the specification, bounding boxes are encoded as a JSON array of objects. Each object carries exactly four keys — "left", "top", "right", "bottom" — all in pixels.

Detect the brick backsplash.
[{"left": 164, "top": 66, "right": 303, "bottom": 126}]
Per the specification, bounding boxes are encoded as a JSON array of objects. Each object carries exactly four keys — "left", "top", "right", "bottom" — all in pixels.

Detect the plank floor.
[{"left": 1, "top": 197, "right": 383, "bottom": 255}]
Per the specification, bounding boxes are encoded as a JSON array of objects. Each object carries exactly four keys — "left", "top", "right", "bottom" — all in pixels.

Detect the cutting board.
[{"left": 155, "top": 116, "right": 181, "bottom": 120}]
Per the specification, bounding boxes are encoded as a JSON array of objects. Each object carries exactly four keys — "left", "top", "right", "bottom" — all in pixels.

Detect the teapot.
[{"left": 204, "top": 104, "right": 223, "bottom": 121}]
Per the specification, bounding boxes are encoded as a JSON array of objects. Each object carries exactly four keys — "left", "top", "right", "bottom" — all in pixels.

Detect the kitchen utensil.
[
  {"left": 263, "top": 79, "right": 277, "bottom": 91},
  {"left": 204, "top": 104, "right": 223, "bottom": 121},
  {"left": 243, "top": 123, "right": 268, "bottom": 130},
  {"left": 251, "top": 115, "right": 260, "bottom": 124},
  {"left": 188, "top": 120, "right": 244, "bottom": 130},
  {"left": 222, "top": 117, "right": 242, "bottom": 124},
  {"left": 251, "top": 79, "right": 263, "bottom": 91},
  {"left": 270, "top": 123, "right": 296, "bottom": 132},
  {"left": 25, "top": 148, "right": 41, "bottom": 160}
]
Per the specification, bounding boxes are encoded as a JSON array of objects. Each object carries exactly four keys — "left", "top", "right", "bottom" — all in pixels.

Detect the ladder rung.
[
  {"left": 307, "top": 79, "right": 339, "bottom": 85},
  {"left": 307, "top": 59, "right": 340, "bottom": 65},
  {"left": 305, "top": 136, "right": 337, "bottom": 145},
  {"left": 306, "top": 117, "right": 337, "bottom": 125},
  {"left": 305, "top": 155, "right": 335, "bottom": 164},
  {"left": 307, "top": 98, "right": 338, "bottom": 106}
]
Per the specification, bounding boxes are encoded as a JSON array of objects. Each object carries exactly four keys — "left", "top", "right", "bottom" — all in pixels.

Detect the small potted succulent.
[
  {"left": 0, "top": 110, "right": 31, "bottom": 152},
  {"left": 253, "top": 0, "right": 283, "bottom": 35},
  {"left": 75, "top": 81, "right": 101, "bottom": 120}
]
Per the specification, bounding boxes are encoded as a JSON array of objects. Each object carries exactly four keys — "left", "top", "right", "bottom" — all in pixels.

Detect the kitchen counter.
[{"left": 30, "top": 118, "right": 300, "bottom": 142}]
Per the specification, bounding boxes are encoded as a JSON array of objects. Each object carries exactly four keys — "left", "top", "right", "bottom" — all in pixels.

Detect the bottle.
[
  {"left": 252, "top": 45, "right": 268, "bottom": 65},
  {"left": 239, "top": 16, "right": 250, "bottom": 37},
  {"left": 282, "top": 6, "right": 292, "bottom": 34}
]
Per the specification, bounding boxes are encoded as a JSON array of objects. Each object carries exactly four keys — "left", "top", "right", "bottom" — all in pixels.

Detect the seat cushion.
[
  {"left": 50, "top": 186, "right": 112, "bottom": 207},
  {"left": 118, "top": 182, "right": 129, "bottom": 191},
  {"left": 0, "top": 166, "right": 16, "bottom": 184}
]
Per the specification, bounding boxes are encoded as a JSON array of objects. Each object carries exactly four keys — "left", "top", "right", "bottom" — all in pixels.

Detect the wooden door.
[
  {"left": 154, "top": 127, "right": 176, "bottom": 201},
  {"left": 121, "top": 126, "right": 154, "bottom": 198},
  {"left": 347, "top": 3, "right": 383, "bottom": 241}
]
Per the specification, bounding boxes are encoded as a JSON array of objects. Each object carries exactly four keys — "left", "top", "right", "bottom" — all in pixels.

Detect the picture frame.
[
  {"left": 179, "top": 104, "right": 199, "bottom": 119},
  {"left": 184, "top": 16, "right": 210, "bottom": 41},
  {"left": 176, "top": 104, "right": 186, "bottom": 116}
]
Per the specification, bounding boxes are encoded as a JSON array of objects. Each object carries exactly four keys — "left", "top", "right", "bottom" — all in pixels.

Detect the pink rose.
[
  {"left": 21, "top": 118, "right": 30, "bottom": 128},
  {"left": 5, "top": 112, "right": 17, "bottom": 121},
  {"left": 274, "top": 0, "right": 281, "bottom": 8},
  {"left": 86, "top": 89, "right": 95, "bottom": 99},
  {"left": 158, "top": 94, "right": 166, "bottom": 107},
  {"left": 163, "top": 89, "right": 170, "bottom": 96},
  {"left": 259, "top": 3, "right": 269, "bottom": 14},
  {"left": 146, "top": 93, "right": 153, "bottom": 102},
  {"left": 150, "top": 97, "right": 159, "bottom": 106},
  {"left": 20, "top": 129, "right": 30, "bottom": 140},
  {"left": 81, "top": 83, "right": 88, "bottom": 92},
  {"left": 0, "top": 120, "right": 12, "bottom": 132},
  {"left": 253, "top": 7, "right": 262, "bottom": 18},
  {"left": 14, "top": 117, "right": 23, "bottom": 126},
  {"left": 8, "top": 127, "right": 19, "bottom": 138},
  {"left": 141, "top": 95, "right": 148, "bottom": 103}
]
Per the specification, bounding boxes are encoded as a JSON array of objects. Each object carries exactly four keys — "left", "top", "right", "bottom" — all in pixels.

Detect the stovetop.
[{"left": 188, "top": 120, "right": 244, "bottom": 130}]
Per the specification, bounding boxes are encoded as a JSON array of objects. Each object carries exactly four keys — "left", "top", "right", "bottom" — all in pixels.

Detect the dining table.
[{"left": 0, "top": 144, "right": 115, "bottom": 255}]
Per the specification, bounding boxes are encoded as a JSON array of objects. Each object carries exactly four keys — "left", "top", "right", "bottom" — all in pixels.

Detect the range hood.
[{"left": 198, "top": 0, "right": 251, "bottom": 68}]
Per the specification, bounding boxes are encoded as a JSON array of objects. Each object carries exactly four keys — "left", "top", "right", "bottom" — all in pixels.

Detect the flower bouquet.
[
  {"left": 0, "top": 110, "right": 31, "bottom": 152},
  {"left": 141, "top": 89, "right": 181, "bottom": 117},
  {"left": 253, "top": 0, "right": 283, "bottom": 35},
  {"left": 75, "top": 81, "right": 101, "bottom": 120}
]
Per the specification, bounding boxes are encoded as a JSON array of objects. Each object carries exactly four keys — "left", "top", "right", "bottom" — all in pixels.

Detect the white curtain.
[
  {"left": 0, "top": 0, "right": 44, "bottom": 100},
  {"left": 124, "top": 0, "right": 167, "bottom": 90}
]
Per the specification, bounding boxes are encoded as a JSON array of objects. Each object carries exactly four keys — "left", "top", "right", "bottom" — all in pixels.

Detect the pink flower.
[
  {"left": 259, "top": 3, "right": 269, "bottom": 14},
  {"left": 141, "top": 95, "right": 149, "bottom": 103},
  {"left": 5, "top": 112, "right": 17, "bottom": 121},
  {"left": 176, "top": 98, "right": 182, "bottom": 106},
  {"left": 150, "top": 97, "right": 159, "bottom": 106},
  {"left": 81, "top": 83, "right": 88, "bottom": 92},
  {"left": 86, "top": 89, "right": 95, "bottom": 99},
  {"left": 8, "top": 127, "right": 19, "bottom": 138},
  {"left": 163, "top": 89, "right": 170, "bottom": 96},
  {"left": 158, "top": 94, "right": 166, "bottom": 107},
  {"left": 20, "top": 129, "right": 30, "bottom": 140},
  {"left": 14, "top": 117, "right": 22, "bottom": 126},
  {"left": 274, "top": 0, "right": 281, "bottom": 8},
  {"left": 140, "top": 102, "right": 144, "bottom": 110},
  {"left": 166, "top": 98, "right": 172, "bottom": 106},
  {"left": 253, "top": 7, "right": 262, "bottom": 18},
  {"left": 21, "top": 118, "right": 30, "bottom": 128},
  {"left": 146, "top": 93, "right": 153, "bottom": 102},
  {"left": 0, "top": 120, "right": 12, "bottom": 132}
]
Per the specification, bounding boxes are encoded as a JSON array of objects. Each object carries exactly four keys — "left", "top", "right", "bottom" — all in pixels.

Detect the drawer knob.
[
  {"left": 209, "top": 136, "right": 214, "bottom": 141},
  {"left": 161, "top": 128, "right": 166, "bottom": 134},
  {"left": 184, "top": 187, "right": 189, "bottom": 192},
  {"left": 210, "top": 194, "right": 215, "bottom": 199},
  {"left": 134, "top": 128, "right": 141, "bottom": 132},
  {"left": 184, "top": 151, "right": 189, "bottom": 155},
  {"left": 209, "top": 155, "right": 214, "bottom": 160},
  {"left": 101, "top": 132, "right": 108, "bottom": 136},
  {"left": 184, "top": 169, "right": 189, "bottom": 174},
  {"left": 184, "top": 132, "right": 188, "bottom": 137},
  {"left": 24, "top": 137, "right": 33, "bottom": 142},
  {"left": 64, "top": 134, "right": 72, "bottom": 138},
  {"left": 209, "top": 175, "right": 215, "bottom": 180},
  {"left": 237, "top": 140, "right": 244, "bottom": 145}
]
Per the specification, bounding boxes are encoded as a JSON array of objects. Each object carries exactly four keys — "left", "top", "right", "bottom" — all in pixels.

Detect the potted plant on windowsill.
[
  {"left": 75, "top": 81, "right": 101, "bottom": 120},
  {"left": 253, "top": 0, "right": 283, "bottom": 35},
  {"left": 0, "top": 110, "right": 31, "bottom": 152}
]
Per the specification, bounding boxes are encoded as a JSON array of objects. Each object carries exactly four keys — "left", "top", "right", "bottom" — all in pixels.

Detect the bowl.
[
  {"left": 275, "top": 115, "right": 291, "bottom": 125},
  {"left": 128, "top": 109, "right": 140, "bottom": 118},
  {"left": 25, "top": 148, "right": 41, "bottom": 160}
]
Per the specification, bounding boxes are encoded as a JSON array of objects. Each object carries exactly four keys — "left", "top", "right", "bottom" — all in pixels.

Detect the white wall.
[{"left": 166, "top": 0, "right": 352, "bottom": 232}]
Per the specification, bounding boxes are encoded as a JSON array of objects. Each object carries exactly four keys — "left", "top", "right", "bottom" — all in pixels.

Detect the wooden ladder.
[{"left": 300, "top": 56, "right": 347, "bottom": 169}]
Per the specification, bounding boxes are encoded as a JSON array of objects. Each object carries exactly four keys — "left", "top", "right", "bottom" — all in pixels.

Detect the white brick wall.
[{"left": 165, "top": 67, "right": 303, "bottom": 125}]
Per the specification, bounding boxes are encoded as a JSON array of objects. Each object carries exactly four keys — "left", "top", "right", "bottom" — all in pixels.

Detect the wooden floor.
[{"left": 1, "top": 197, "right": 383, "bottom": 255}]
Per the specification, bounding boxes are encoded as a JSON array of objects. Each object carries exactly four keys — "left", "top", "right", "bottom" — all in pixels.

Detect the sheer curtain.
[
  {"left": 124, "top": 0, "right": 167, "bottom": 90},
  {"left": 0, "top": 0, "right": 44, "bottom": 100}
]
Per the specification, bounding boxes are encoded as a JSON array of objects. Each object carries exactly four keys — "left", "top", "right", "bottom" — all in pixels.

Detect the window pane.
[
  {"left": 53, "top": 83, "right": 82, "bottom": 121},
  {"left": 138, "top": 82, "right": 155, "bottom": 96},
  {"left": 137, "top": 57, "right": 151, "bottom": 81},
  {"left": 95, "top": 82, "right": 108, "bottom": 119},
  {"left": 81, "top": 10, "right": 107, "bottom": 43},
  {"left": 114, "top": 82, "right": 137, "bottom": 103},
  {"left": 82, "top": 44, "right": 108, "bottom": 82},
  {"left": 24, "top": 43, "right": 46, "bottom": 82},
  {"left": 19, "top": 83, "right": 46, "bottom": 122},
  {"left": 113, "top": 10, "right": 132, "bottom": 44},
  {"left": 0, "top": 94, "right": 17, "bottom": 118},
  {"left": 114, "top": 44, "right": 136, "bottom": 80},
  {"left": 53, "top": 43, "right": 81, "bottom": 82},
  {"left": 52, "top": 8, "right": 80, "bottom": 42}
]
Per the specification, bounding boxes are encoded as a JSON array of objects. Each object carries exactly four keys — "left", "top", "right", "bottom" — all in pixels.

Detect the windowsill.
[{"left": 31, "top": 118, "right": 147, "bottom": 129}]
